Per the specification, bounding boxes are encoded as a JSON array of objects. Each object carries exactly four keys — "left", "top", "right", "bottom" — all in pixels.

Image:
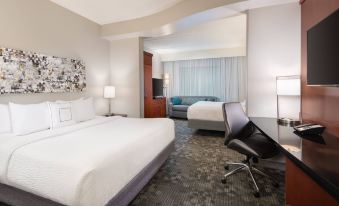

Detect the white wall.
[
  {"left": 152, "top": 52, "right": 164, "bottom": 79},
  {"left": 0, "top": 0, "right": 110, "bottom": 115},
  {"left": 247, "top": 3, "right": 301, "bottom": 118},
  {"left": 110, "top": 38, "right": 144, "bottom": 117}
]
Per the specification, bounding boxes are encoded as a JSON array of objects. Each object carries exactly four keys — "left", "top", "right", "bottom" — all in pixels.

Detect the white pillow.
[
  {"left": 49, "top": 102, "right": 76, "bottom": 129},
  {"left": 0, "top": 104, "right": 12, "bottom": 134},
  {"left": 9, "top": 102, "right": 51, "bottom": 135},
  {"left": 72, "top": 97, "right": 95, "bottom": 122}
]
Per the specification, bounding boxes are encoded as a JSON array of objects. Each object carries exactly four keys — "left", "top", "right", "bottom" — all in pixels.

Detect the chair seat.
[
  {"left": 228, "top": 133, "right": 277, "bottom": 159},
  {"left": 172, "top": 105, "right": 189, "bottom": 112}
]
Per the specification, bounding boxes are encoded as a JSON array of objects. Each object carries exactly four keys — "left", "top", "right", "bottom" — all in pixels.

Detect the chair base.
[{"left": 221, "top": 159, "right": 279, "bottom": 197}]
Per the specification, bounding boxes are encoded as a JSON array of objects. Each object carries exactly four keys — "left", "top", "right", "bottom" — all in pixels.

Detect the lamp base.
[{"left": 277, "top": 118, "right": 301, "bottom": 126}]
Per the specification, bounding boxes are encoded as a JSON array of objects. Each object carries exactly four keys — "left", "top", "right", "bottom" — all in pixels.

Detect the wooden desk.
[{"left": 250, "top": 117, "right": 339, "bottom": 206}]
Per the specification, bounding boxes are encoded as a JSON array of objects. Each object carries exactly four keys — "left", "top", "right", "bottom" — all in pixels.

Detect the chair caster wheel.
[
  {"left": 224, "top": 165, "right": 229, "bottom": 170},
  {"left": 273, "top": 182, "right": 279, "bottom": 188},
  {"left": 221, "top": 178, "right": 227, "bottom": 184},
  {"left": 253, "top": 191, "right": 260, "bottom": 198}
]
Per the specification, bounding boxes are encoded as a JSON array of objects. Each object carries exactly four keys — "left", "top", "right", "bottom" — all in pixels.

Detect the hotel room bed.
[
  {"left": 187, "top": 101, "right": 246, "bottom": 132},
  {"left": 187, "top": 101, "right": 226, "bottom": 131},
  {"left": 0, "top": 116, "right": 175, "bottom": 206}
]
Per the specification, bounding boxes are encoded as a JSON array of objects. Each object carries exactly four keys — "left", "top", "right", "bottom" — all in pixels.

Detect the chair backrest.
[{"left": 222, "top": 102, "right": 255, "bottom": 145}]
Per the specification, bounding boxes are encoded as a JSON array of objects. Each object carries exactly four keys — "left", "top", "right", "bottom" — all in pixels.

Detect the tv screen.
[
  {"left": 152, "top": 78, "right": 163, "bottom": 97},
  {"left": 307, "top": 9, "right": 339, "bottom": 86}
]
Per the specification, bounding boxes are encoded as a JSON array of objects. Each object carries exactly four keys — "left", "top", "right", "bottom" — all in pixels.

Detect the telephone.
[{"left": 293, "top": 123, "right": 326, "bottom": 136}]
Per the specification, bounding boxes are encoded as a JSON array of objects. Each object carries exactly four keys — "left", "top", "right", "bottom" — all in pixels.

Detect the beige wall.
[
  {"left": 0, "top": 0, "right": 110, "bottom": 115},
  {"left": 101, "top": 0, "right": 245, "bottom": 40},
  {"left": 247, "top": 3, "right": 301, "bottom": 118},
  {"left": 110, "top": 38, "right": 144, "bottom": 118}
]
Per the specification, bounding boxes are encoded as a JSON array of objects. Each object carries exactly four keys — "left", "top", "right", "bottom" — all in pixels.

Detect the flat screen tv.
[
  {"left": 307, "top": 9, "right": 339, "bottom": 86},
  {"left": 152, "top": 78, "right": 163, "bottom": 97}
]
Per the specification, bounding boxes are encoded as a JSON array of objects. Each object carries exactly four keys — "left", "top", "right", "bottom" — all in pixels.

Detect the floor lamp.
[
  {"left": 276, "top": 75, "right": 300, "bottom": 125},
  {"left": 164, "top": 73, "right": 169, "bottom": 97}
]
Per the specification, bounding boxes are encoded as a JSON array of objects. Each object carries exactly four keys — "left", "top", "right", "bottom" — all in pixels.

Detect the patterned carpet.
[{"left": 130, "top": 119, "right": 285, "bottom": 206}]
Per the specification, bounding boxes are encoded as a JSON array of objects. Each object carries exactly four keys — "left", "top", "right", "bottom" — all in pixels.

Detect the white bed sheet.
[
  {"left": 187, "top": 101, "right": 224, "bottom": 121},
  {"left": 0, "top": 116, "right": 175, "bottom": 206}
]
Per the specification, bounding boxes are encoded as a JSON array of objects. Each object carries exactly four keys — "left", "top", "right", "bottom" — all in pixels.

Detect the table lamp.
[{"left": 104, "top": 86, "right": 115, "bottom": 115}]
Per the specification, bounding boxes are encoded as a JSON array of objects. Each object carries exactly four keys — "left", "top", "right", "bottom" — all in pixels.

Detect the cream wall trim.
[
  {"left": 101, "top": 0, "right": 246, "bottom": 40},
  {"left": 0, "top": 0, "right": 110, "bottom": 115},
  {"left": 50, "top": 0, "right": 184, "bottom": 25},
  {"left": 110, "top": 38, "right": 143, "bottom": 118},
  {"left": 139, "top": 38, "right": 145, "bottom": 118},
  {"left": 247, "top": 3, "right": 301, "bottom": 118},
  {"left": 160, "top": 47, "right": 246, "bottom": 62}
]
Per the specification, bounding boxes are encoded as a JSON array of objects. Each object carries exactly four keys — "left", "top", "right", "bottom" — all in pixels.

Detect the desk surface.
[{"left": 250, "top": 117, "right": 339, "bottom": 201}]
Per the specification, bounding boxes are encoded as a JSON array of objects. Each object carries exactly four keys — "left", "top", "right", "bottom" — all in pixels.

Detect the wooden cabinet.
[
  {"left": 144, "top": 51, "right": 166, "bottom": 118},
  {"left": 285, "top": 158, "right": 338, "bottom": 206},
  {"left": 152, "top": 98, "right": 166, "bottom": 117}
]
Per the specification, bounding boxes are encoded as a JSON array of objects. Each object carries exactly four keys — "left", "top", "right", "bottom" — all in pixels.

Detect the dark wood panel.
[
  {"left": 285, "top": 158, "right": 338, "bottom": 206},
  {"left": 144, "top": 65, "right": 152, "bottom": 98},
  {"left": 143, "top": 51, "right": 166, "bottom": 118},
  {"left": 144, "top": 51, "right": 153, "bottom": 66},
  {"left": 300, "top": 0, "right": 339, "bottom": 137}
]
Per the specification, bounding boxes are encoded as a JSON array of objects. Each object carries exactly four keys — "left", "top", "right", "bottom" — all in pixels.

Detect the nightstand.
[{"left": 105, "top": 113, "right": 127, "bottom": 117}]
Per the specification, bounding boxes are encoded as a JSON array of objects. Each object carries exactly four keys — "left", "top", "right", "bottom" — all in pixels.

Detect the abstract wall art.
[{"left": 0, "top": 47, "right": 86, "bottom": 94}]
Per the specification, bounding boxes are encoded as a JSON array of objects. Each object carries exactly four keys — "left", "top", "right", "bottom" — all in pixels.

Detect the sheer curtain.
[{"left": 163, "top": 57, "right": 247, "bottom": 102}]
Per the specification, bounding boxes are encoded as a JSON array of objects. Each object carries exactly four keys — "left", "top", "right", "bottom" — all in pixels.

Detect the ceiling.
[
  {"left": 144, "top": 14, "right": 247, "bottom": 54},
  {"left": 50, "top": 0, "right": 183, "bottom": 25}
]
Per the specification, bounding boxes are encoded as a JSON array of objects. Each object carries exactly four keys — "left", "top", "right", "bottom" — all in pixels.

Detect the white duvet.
[
  {"left": 0, "top": 116, "right": 175, "bottom": 206},
  {"left": 187, "top": 101, "right": 224, "bottom": 121}
]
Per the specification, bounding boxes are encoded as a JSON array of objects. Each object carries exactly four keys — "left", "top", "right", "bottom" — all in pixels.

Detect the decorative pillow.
[
  {"left": 0, "top": 104, "right": 11, "bottom": 134},
  {"left": 49, "top": 102, "right": 76, "bottom": 129},
  {"left": 72, "top": 97, "right": 96, "bottom": 122},
  {"left": 171, "top": 97, "right": 182, "bottom": 105},
  {"left": 9, "top": 102, "right": 51, "bottom": 135}
]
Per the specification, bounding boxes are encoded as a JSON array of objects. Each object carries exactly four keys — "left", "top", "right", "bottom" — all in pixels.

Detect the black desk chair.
[{"left": 221, "top": 102, "right": 279, "bottom": 197}]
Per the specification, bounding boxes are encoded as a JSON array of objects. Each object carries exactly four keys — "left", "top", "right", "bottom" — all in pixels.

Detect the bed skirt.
[
  {"left": 0, "top": 141, "right": 175, "bottom": 206},
  {"left": 188, "top": 119, "right": 226, "bottom": 131}
]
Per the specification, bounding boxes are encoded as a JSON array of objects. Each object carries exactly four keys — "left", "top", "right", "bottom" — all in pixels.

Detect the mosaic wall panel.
[{"left": 0, "top": 47, "right": 86, "bottom": 94}]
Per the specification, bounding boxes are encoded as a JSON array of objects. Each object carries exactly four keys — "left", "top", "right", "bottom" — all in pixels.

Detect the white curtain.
[{"left": 163, "top": 57, "right": 247, "bottom": 102}]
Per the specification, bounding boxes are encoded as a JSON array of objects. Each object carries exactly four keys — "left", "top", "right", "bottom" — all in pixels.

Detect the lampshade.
[
  {"left": 276, "top": 76, "right": 300, "bottom": 96},
  {"left": 104, "top": 86, "right": 115, "bottom": 98}
]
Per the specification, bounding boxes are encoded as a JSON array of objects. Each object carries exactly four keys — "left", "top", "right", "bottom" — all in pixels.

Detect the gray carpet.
[{"left": 130, "top": 119, "right": 285, "bottom": 206}]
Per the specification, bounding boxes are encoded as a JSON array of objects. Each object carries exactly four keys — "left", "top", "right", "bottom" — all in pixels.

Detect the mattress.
[
  {"left": 187, "top": 101, "right": 224, "bottom": 121},
  {"left": 0, "top": 116, "right": 175, "bottom": 206}
]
